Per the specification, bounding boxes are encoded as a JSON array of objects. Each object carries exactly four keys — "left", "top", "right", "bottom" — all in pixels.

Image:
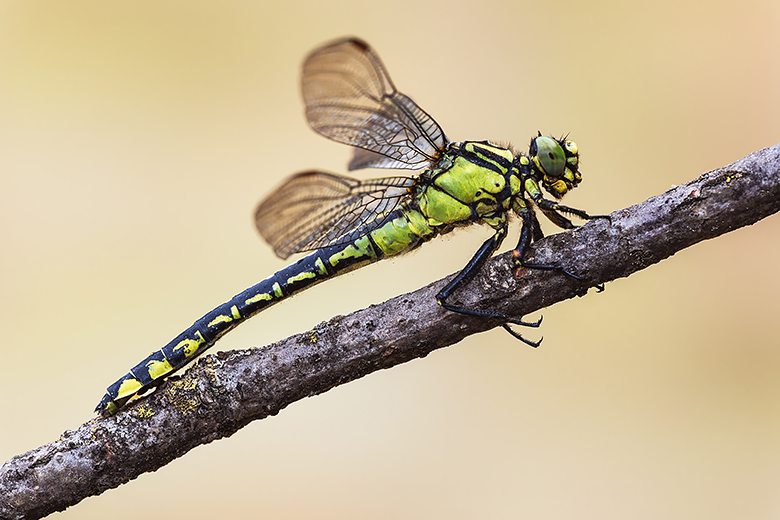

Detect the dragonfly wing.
[
  {"left": 255, "top": 170, "right": 416, "bottom": 259},
  {"left": 302, "top": 37, "right": 448, "bottom": 171},
  {"left": 348, "top": 148, "right": 395, "bottom": 171}
]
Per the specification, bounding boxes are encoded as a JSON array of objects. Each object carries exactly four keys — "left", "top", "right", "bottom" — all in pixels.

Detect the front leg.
[
  {"left": 512, "top": 204, "right": 583, "bottom": 280},
  {"left": 513, "top": 200, "right": 610, "bottom": 290},
  {"left": 435, "top": 224, "right": 542, "bottom": 347},
  {"left": 534, "top": 197, "right": 611, "bottom": 230}
]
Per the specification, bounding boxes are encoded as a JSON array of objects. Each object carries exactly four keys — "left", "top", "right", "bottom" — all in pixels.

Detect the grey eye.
[{"left": 535, "top": 136, "right": 565, "bottom": 177}]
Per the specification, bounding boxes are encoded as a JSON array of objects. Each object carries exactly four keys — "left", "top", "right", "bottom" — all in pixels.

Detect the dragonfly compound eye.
[{"left": 534, "top": 136, "right": 566, "bottom": 178}]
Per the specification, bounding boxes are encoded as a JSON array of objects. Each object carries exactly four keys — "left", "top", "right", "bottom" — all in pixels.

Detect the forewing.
[
  {"left": 302, "top": 37, "right": 448, "bottom": 171},
  {"left": 255, "top": 171, "right": 416, "bottom": 259}
]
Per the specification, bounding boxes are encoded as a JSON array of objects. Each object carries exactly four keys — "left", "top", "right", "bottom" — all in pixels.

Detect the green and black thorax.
[{"left": 411, "top": 137, "right": 583, "bottom": 233}]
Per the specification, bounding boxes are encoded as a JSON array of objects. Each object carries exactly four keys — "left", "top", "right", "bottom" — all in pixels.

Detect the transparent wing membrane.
[
  {"left": 302, "top": 37, "right": 448, "bottom": 170},
  {"left": 255, "top": 171, "right": 416, "bottom": 259}
]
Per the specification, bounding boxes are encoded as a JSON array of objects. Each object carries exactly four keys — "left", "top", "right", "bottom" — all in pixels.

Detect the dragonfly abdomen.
[{"left": 95, "top": 209, "right": 435, "bottom": 415}]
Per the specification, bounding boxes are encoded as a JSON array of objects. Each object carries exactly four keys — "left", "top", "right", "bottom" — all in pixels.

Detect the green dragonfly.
[{"left": 96, "top": 37, "right": 608, "bottom": 415}]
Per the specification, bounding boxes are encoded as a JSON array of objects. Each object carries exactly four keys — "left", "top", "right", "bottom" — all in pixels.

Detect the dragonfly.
[{"left": 95, "top": 37, "right": 609, "bottom": 415}]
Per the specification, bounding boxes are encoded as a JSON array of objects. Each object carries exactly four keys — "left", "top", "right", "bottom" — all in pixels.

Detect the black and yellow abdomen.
[{"left": 96, "top": 209, "right": 437, "bottom": 415}]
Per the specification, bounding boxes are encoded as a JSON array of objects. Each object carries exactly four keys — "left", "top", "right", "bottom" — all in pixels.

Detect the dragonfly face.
[{"left": 530, "top": 135, "right": 582, "bottom": 199}]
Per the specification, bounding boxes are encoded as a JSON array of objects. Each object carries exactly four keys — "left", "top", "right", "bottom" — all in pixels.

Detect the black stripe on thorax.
[{"left": 457, "top": 141, "right": 513, "bottom": 174}]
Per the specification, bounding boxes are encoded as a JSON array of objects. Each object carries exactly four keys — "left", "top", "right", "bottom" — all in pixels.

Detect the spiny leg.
[
  {"left": 512, "top": 206, "right": 580, "bottom": 278},
  {"left": 436, "top": 224, "right": 542, "bottom": 347},
  {"left": 501, "top": 323, "right": 542, "bottom": 347},
  {"left": 534, "top": 198, "right": 612, "bottom": 225},
  {"left": 538, "top": 201, "right": 611, "bottom": 291},
  {"left": 517, "top": 200, "right": 611, "bottom": 288}
]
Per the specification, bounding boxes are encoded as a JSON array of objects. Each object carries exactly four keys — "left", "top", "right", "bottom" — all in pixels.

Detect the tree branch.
[{"left": 2, "top": 144, "right": 779, "bottom": 520}]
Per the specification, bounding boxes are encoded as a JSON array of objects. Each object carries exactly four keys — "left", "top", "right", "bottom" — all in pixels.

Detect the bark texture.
[{"left": 1, "top": 143, "right": 778, "bottom": 520}]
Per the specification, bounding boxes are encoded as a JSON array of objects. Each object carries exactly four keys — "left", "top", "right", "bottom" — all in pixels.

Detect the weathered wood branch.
[{"left": 1, "top": 144, "right": 778, "bottom": 520}]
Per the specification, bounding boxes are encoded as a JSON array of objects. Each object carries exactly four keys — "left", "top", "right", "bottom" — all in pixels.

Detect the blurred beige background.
[{"left": 1, "top": 0, "right": 779, "bottom": 518}]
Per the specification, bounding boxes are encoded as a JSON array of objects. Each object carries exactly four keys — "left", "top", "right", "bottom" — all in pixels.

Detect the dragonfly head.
[{"left": 530, "top": 135, "right": 582, "bottom": 199}]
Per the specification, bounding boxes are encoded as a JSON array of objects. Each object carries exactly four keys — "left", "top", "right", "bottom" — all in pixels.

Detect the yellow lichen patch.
[
  {"left": 170, "top": 378, "right": 198, "bottom": 391},
  {"left": 725, "top": 172, "right": 742, "bottom": 183},
  {"left": 165, "top": 378, "right": 200, "bottom": 415},
  {"left": 203, "top": 359, "right": 218, "bottom": 383},
  {"left": 135, "top": 404, "right": 156, "bottom": 418}
]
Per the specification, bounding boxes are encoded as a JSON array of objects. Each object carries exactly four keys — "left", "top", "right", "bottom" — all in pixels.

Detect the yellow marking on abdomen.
[
  {"left": 116, "top": 378, "right": 144, "bottom": 400},
  {"left": 314, "top": 257, "right": 328, "bottom": 275},
  {"left": 245, "top": 292, "right": 273, "bottom": 305},
  {"left": 328, "top": 236, "right": 376, "bottom": 267},
  {"left": 146, "top": 358, "right": 174, "bottom": 380},
  {"left": 173, "top": 331, "right": 206, "bottom": 357},
  {"left": 207, "top": 305, "right": 242, "bottom": 327},
  {"left": 287, "top": 270, "right": 316, "bottom": 285}
]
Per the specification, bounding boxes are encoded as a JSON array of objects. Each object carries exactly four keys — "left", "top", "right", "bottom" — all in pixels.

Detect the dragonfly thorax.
[{"left": 414, "top": 141, "right": 520, "bottom": 229}]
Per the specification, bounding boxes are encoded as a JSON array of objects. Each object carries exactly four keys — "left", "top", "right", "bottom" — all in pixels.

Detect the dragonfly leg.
[
  {"left": 534, "top": 198, "right": 612, "bottom": 225},
  {"left": 436, "top": 224, "right": 542, "bottom": 344},
  {"left": 536, "top": 203, "right": 610, "bottom": 292},
  {"left": 515, "top": 202, "right": 610, "bottom": 284},
  {"left": 502, "top": 323, "right": 542, "bottom": 347},
  {"left": 512, "top": 207, "right": 580, "bottom": 279}
]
